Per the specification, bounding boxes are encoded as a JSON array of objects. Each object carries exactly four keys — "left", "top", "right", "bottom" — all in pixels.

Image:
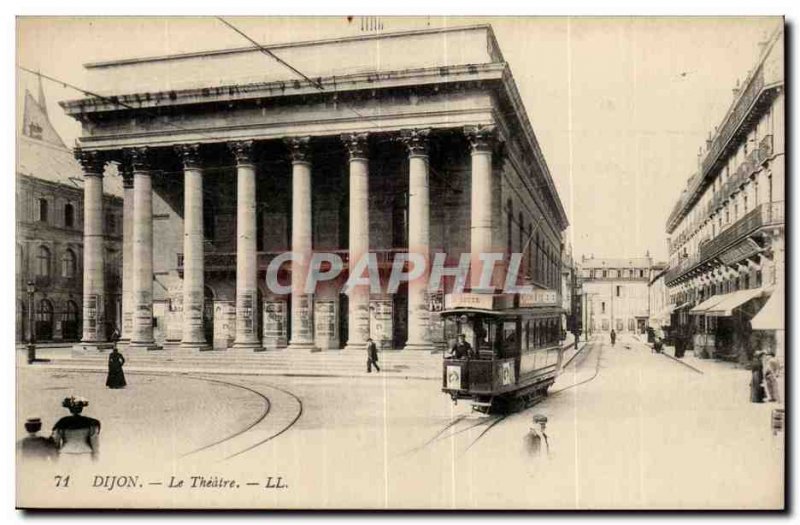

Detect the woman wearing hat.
[
  {"left": 749, "top": 351, "right": 766, "bottom": 403},
  {"left": 52, "top": 396, "right": 101, "bottom": 462}
]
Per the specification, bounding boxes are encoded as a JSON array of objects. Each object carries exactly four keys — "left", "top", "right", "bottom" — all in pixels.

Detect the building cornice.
[{"left": 60, "top": 63, "right": 506, "bottom": 116}]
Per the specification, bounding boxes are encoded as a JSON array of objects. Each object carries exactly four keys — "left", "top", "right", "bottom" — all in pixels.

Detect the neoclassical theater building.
[{"left": 62, "top": 25, "right": 569, "bottom": 352}]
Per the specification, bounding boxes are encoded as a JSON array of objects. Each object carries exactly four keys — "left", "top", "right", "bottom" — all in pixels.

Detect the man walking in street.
[
  {"left": 610, "top": 329, "right": 617, "bottom": 347},
  {"left": 366, "top": 338, "right": 380, "bottom": 373},
  {"left": 524, "top": 414, "right": 551, "bottom": 460}
]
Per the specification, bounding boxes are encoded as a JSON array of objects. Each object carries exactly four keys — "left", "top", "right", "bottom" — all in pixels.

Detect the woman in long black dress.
[{"left": 106, "top": 348, "right": 126, "bottom": 389}]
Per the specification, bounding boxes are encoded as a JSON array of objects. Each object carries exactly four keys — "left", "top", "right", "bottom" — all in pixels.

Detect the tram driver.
[{"left": 449, "top": 333, "right": 473, "bottom": 360}]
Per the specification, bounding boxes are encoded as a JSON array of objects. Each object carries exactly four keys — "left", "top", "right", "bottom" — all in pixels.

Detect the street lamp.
[{"left": 26, "top": 280, "right": 36, "bottom": 364}]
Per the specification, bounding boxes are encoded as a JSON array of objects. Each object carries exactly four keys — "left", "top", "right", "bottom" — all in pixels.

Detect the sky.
[{"left": 16, "top": 16, "right": 781, "bottom": 262}]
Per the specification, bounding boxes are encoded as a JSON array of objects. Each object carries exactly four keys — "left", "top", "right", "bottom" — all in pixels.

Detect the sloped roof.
[
  {"left": 21, "top": 90, "right": 65, "bottom": 148},
  {"left": 17, "top": 89, "right": 122, "bottom": 198}
]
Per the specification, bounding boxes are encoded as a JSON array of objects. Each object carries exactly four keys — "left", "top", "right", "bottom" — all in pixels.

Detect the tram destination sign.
[
  {"left": 518, "top": 290, "right": 559, "bottom": 307},
  {"left": 444, "top": 293, "right": 496, "bottom": 310}
]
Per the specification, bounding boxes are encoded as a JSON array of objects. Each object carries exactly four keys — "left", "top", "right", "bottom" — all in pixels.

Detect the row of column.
[{"left": 77, "top": 126, "right": 498, "bottom": 352}]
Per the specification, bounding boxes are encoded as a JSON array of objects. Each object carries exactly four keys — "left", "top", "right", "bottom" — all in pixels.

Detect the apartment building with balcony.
[{"left": 663, "top": 27, "right": 784, "bottom": 363}]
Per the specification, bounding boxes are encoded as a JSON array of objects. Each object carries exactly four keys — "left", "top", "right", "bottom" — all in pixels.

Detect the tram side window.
[
  {"left": 502, "top": 321, "right": 519, "bottom": 357},
  {"left": 524, "top": 321, "right": 530, "bottom": 351},
  {"left": 535, "top": 320, "right": 542, "bottom": 347}
]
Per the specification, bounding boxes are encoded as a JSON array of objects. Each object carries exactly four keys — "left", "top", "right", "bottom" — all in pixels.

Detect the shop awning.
[
  {"left": 674, "top": 301, "right": 694, "bottom": 311},
  {"left": 706, "top": 289, "right": 765, "bottom": 317},
  {"left": 751, "top": 288, "right": 784, "bottom": 330},
  {"left": 689, "top": 294, "right": 727, "bottom": 315}
]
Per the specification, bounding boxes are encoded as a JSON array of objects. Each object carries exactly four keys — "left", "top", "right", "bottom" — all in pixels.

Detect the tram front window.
[{"left": 445, "top": 315, "right": 498, "bottom": 360}]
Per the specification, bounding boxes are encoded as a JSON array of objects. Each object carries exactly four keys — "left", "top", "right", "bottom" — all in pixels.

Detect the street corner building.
[
  {"left": 16, "top": 82, "right": 124, "bottom": 344},
  {"left": 663, "top": 28, "right": 785, "bottom": 368},
  {"left": 59, "top": 25, "right": 570, "bottom": 355}
]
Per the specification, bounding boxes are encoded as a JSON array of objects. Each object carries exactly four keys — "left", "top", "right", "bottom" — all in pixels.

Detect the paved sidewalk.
[
  {"left": 632, "top": 334, "right": 747, "bottom": 375},
  {"left": 21, "top": 338, "right": 582, "bottom": 380}
]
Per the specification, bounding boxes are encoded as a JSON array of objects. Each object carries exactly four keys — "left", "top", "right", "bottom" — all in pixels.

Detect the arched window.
[
  {"left": 36, "top": 246, "right": 51, "bottom": 277},
  {"left": 35, "top": 299, "right": 54, "bottom": 340},
  {"left": 64, "top": 203, "right": 75, "bottom": 228},
  {"left": 62, "top": 300, "right": 80, "bottom": 340},
  {"left": 61, "top": 249, "right": 77, "bottom": 279}
]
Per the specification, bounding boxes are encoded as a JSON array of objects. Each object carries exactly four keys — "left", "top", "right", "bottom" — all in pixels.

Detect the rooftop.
[
  {"left": 17, "top": 89, "right": 122, "bottom": 197},
  {"left": 580, "top": 257, "right": 653, "bottom": 270}
]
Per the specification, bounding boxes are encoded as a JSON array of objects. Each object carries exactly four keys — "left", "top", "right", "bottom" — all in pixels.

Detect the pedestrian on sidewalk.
[
  {"left": 106, "top": 347, "right": 127, "bottom": 389},
  {"left": 763, "top": 350, "right": 781, "bottom": 403},
  {"left": 366, "top": 338, "right": 380, "bottom": 373},
  {"left": 610, "top": 329, "right": 616, "bottom": 347},
  {"left": 749, "top": 351, "right": 766, "bottom": 403}
]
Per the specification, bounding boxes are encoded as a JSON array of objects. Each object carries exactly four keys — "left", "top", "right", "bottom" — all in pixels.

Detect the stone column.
[
  {"left": 466, "top": 125, "right": 496, "bottom": 291},
  {"left": 401, "top": 129, "right": 434, "bottom": 351},
  {"left": 178, "top": 144, "right": 209, "bottom": 350},
  {"left": 286, "top": 137, "right": 316, "bottom": 351},
  {"left": 342, "top": 133, "right": 371, "bottom": 351},
  {"left": 75, "top": 149, "right": 111, "bottom": 350},
  {"left": 120, "top": 161, "right": 134, "bottom": 342},
  {"left": 129, "top": 147, "right": 158, "bottom": 349},
  {"left": 230, "top": 141, "right": 262, "bottom": 350}
]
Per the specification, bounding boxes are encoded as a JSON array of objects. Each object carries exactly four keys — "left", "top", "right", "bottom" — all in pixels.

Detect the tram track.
[
  {"left": 410, "top": 339, "right": 606, "bottom": 457},
  {"left": 120, "top": 371, "right": 304, "bottom": 463}
]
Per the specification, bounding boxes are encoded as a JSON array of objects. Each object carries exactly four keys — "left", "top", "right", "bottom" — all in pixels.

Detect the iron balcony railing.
[
  {"left": 701, "top": 65, "right": 765, "bottom": 179},
  {"left": 666, "top": 66, "right": 771, "bottom": 232},
  {"left": 665, "top": 201, "right": 783, "bottom": 285},
  {"left": 700, "top": 201, "right": 784, "bottom": 262}
]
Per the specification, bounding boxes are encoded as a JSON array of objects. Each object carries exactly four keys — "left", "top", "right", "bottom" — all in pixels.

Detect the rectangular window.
[
  {"left": 64, "top": 203, "right": 74, "bottom": 228},
  {"left": 38, "top": 198, "right": 48, "bottom": 223},
  {"left": 601, "top": 302, "right": 606, "bottom": 314},
  {"left": 616, "top": 286, "right": 621, "bottom": 297}
]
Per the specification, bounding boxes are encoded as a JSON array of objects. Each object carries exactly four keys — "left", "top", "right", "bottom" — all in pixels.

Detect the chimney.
[{"left": 706, "top": 132, "right": 713, "bottom": 150}]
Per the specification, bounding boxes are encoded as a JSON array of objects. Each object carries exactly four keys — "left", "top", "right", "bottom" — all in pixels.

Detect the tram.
[{"left": 441, "top": 291, "right": 565, "bottom": 412}]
